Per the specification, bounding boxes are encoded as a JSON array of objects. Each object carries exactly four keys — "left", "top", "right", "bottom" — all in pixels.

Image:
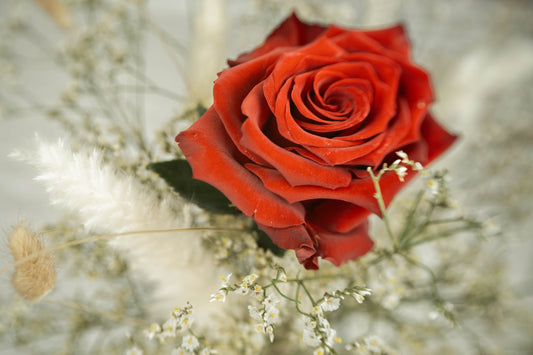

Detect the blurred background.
[{"left": 0, "top": 0, "right": 532, "bottom": 353}]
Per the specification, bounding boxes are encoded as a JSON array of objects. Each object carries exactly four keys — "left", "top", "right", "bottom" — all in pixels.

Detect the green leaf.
[
  {"left": 253, "top": 224, "right": 286, "bottom": 257},
  {"left": 195, "top": 103, "right": 208, "bottom": 117},
  {"left": 147, "top": 159, "right": 241, "bottom": 215}
]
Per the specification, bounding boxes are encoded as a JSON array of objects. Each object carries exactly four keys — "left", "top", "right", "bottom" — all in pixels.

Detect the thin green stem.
[
  {"left": 272, "top": 283, "right": 300, "bottom": 304},
  {"left": 294, "top": 282, "right": 309, "bottom": 316},
  {"left": 425, "top": 217, "right": 466, "bottom": 225},
  {"left": 403, "top": 225, "right": 482, "bottom": 249},
  {"left": 398, "top": 190, "right": 425, "bottom": 246},
  {"left": 298, "top": 280, "right": 316, "bottom": 306},
  {"left": 367, "top": 167, "right": 397, "bottom": 247}
]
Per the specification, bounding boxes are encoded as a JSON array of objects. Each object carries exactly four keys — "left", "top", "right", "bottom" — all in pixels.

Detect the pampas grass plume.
[{"left": 8, "top": 222, "right": 56, "bottom": 301}]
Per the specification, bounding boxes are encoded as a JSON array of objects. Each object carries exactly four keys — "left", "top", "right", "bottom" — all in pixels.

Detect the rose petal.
[
  {"left": 308, "top": 200, "right": 371, "bottom": 234},
  {"left": 229, "top": 13, "right": 327, "bottom": 66},
  {"left": 344, "top": 97, "right": 412, "bottom": 167},
  {"left": 273, "top": 60, "right": 397, "bottom": 149},
  {"left": 176, "top": 107, "right": 306, "bottom": 228},
  {"left": 420, "top": 112, "right": 458, "bottom": 162},
  {"left": 256, "top": 223, "right": 319, "bottom": 269},
  {"left": 240, "top": 83, "right": 353, "bottom": 188},
  {"left": 246, "top": 164, "right": 382, "bottom": 215},
  {"left": 313, "top": 220, "right": 373, "bottom": 267},
  {"left": 361, "top": 25, "right": 410, "bottom": 59}
]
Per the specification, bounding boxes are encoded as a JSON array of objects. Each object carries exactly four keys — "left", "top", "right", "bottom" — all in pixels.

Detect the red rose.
[{"left": 176, "top": 14, "right": 456, "bottom": 269}]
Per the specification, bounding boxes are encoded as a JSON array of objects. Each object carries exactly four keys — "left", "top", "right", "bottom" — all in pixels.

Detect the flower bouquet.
[{"left": 1, "top": 1, "right": 532, "bottom": 354}]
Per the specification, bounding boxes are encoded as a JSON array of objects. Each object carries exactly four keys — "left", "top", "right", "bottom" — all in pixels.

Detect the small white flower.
[
  {"left": 320, "top": 296, "right": 340, "bottom": 312},
  {"left": 396, "top": 150, "right": 408, "bottom": 161},
  {"left": 279, "top": 273, "right": 288, "bottom": 282},
  {"left": 313, "top": 348, "right": 326, "bottom": 355},
  {"left": 263, "top": 294, "right": 280, "bottom": 310},
  {"left": 364, "top": 335, "right": 383, "bottom": 352},
  {"left": 248, "top": 305, "right": 264, "bottom": 321},
  {"left": 237, "top": 285, "right": 250, "bottom": 296},
  {"left": 181, "top": 335, "right": 199, "bottom": 352},
  {"left": 426, "top": 178, "right": 439, "bottom": 195},
  {"left": 312, "top": 305, "right": 323, "bottom": 316},
  {"left": 395, "top": 166, "right": 408, "bottom": 182},
  {"left": 125, "top": 346, "right": 143, "bottom": 355},
  {"left": 254, "top": 323, "right": 265, "bottom": 333},
  {"left": 220, "top": 273, "right": 232, "bottom": 287},
  {"left": 145, "top": 323, "right": 161, "bottom": 340},
  {"left": 171, "top": 306, "right": 182, "bottom": 318},
  {"left": 254, "top": 292, "right": 265, "bottom": 302},
  {"left": 303, "top": 328, "right": 321, "bottom": 347},
  {"left": 243, "top": 273, "right": 258, "bottom": 285},
  {"left": 359, "top": 288, "right": 372, "bottom": 296},
  {"left": 180, "top": 315, "right": 194, "bottom": 329},
  {"left": 266, "top": 325, "right": 274, "bottom": 343},
  {"left": 264, "top": 307, "right": 280, "bottom": 325},
  {"left": 161, "top": 317, "right": 178, "bottom": 338},
  {"left": 354, "top": 293, "right": 365, "bottom": 304},
  {"left": 210, "top": 290, "right": 226, "bottom": 302},
  {"left": 353, "top": 288, "right": 372, "bottom": 303},
  {"left": 304, "top": 317, "right": 317, "bottom": 330},
  {"left": 413, "top": 162, "right": 424, "bottom": 170},
  {"left": 318, "top": 317, "right": 331, "bottom": 332},
  {"left": 354, "top": 342, "right": 367, "bottom": 355},
  {"left": 323, "top": 326, "right": 337, "bottom": 346}
]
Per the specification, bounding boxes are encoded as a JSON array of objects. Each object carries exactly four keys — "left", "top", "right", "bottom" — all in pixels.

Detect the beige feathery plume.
[
  {"left": 34, "top": 0, "right": 73, "bottom": 30},
  {"left": 8, "top": 222, "right": 56, "bottom": 301}
]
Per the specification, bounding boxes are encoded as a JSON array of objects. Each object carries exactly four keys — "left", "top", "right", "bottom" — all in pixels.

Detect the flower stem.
[
  {"left": 367, "top": 167, "right": 397, "bottom": 248},
  {"left": 270, "top": 280, "right": 300, "bottom": 304}
]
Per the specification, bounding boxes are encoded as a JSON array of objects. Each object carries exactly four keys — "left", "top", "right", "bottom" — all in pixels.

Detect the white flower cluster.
[
  {"left": 248, "top": 293, "right": 281, "bottom": 343},
  {"left": 143, "top": 303, "right": 216, "bottom": 354},
  {"left": 210, "top": 273, "right": 233, "bottom": 303},
  {"left": 302, "top": 309, "right": 340, "bottom": 354},
  {"left": 391, "top": 150, "right": 424, "bottom": 182},
  {"left": 210, "top": 273, "right": 264, "bottom": 301},
  {"left": 145, "top": 304, "right": 193, "bottom": 342},
  {"left": 302, "top": 287, "right": 372, "bottom": 354},
  {"left": 211, "top": 272, "right": 283, "bottom": 343}
]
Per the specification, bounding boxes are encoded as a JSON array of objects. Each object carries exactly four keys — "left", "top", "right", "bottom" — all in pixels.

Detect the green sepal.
[{"left": 147, "top": 159, "right": 241, "bottom": 215}]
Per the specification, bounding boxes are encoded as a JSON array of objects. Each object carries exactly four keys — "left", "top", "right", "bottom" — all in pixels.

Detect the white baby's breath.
[
  {"left": 303, "top": 327, "right": 321, "bottom": 347},
  {"left": 248, "top": 305, "right": 264, "bottom": 321},
  {"left": 320, "top": 296, "right": 340, "bottom": 312},
  {"left": 181, "top": 335, "right": 200, "bottom": 352}
]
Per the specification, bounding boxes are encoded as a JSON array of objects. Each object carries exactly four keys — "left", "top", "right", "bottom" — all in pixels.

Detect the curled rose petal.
[{"left": 176, "top": 14, "right": 457, "bottom": 269}]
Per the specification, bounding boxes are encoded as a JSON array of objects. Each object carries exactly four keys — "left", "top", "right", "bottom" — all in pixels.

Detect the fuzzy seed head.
[{"left": 8, "top": 222, "right": 56, "bottom": 301}]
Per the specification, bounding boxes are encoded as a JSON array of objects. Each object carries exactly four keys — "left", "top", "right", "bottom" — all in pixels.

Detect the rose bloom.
[{"left": 176, "top": 14, "right": 456, "bottom": 269}]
